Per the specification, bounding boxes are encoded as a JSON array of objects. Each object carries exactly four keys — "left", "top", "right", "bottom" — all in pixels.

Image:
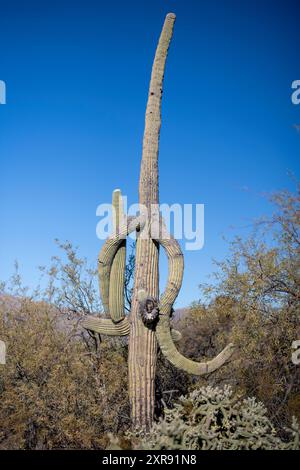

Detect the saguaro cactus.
[
  {"left": 82, "top": 13, "right": 234, "bottom": 431},
  {"left": 0, "top": 340, "right": 6, "bottom": 365}
]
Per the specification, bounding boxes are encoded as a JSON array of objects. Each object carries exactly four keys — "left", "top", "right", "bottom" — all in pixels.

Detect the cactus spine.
[{"left": 82, "top": 13, "right": 234, "bottom": 431}]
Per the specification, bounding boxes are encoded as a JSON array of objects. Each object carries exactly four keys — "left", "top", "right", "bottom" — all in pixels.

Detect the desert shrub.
[
  {"left": 0, "top": 297, "right": 129, "bottom": 449},
  {"left": 174, "top": 186, "right": 300, "bottom": 429},
  {"left": 139, "top": 385, "right": 300, "bottom": 450}
]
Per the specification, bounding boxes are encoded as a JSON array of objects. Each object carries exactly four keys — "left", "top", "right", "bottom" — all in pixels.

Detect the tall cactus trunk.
[
  {"left": 82, "top": 11, "right": 235, "bottom": 435},
  {"left": 128, "top": 13, "right": 176, "bottom": 431}
]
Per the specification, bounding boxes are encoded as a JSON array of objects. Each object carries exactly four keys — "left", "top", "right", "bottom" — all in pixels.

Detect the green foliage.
[{"left": 139, "top": 385, "right": 300, "bottom": 450}]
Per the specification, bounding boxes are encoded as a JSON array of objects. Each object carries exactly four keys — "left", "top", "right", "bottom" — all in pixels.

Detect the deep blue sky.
[{"left": 0, "top": 0, "right": 299, "bottom": 307}]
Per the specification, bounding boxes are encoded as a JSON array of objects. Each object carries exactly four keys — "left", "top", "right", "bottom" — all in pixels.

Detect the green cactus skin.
[
  {"left": 156, "top": 315, "right": 235, "bottom": 375},
  {"left": 82, "top": 13, "right": 235, "bottom": 431},
  {"left": 170, "top": 329, "right": 182, "bottom": 343},
  {"left": 98, "top": 189, "right": 126, "bottom": 319},
  {"left": 82, "top": 316, "right": 130, "bottom": 336},
  {"left": 0, "top": 339, "right": 6, "bottom": 365},
  {"left": 82, "top": 211, "right": 143, "bottom": 335},
  {"left": 109, "top": 189, "right": 126, "bottom": 323}
]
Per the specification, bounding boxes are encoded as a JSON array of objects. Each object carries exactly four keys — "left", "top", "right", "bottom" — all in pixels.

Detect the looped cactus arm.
[
  {"left": 154, "top": 219, "right": 184, "bottom": 316},
  {"left": 96, "top": 212, "right": 145, "bottom": 316},
  {"left": 82, "top": 208, "right": 146, "bottom": 335}
]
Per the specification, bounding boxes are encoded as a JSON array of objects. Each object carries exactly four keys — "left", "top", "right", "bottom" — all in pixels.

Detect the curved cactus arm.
[
  {"left": 82, "top": 316, "right": 130, "bottom": 336},
  {"left": 156, "top": 314, "right": 235, "bottom": 375},
  {"left": 158, "top": 236, "right": 184, "bottom": 316},
  {"left": 153, "top": 219, "right": 234, "bottom": 375},
  {"left": 0, "top": 339, "right": 6, "bottom": 365},
  {"left": 98, "top": 189, "right": 126, "bottom": 317},
  {"left": 98, "top": 259, "right": 110, "bottom": 316},
  {"left": 152, "top": 219, "right": 184, "bottom": 316},
  {"left": 108, "top": 189, "right": 126, "bottom": 322},
  {"left": 170, "top": 328, "right": 182, "bottom": 342},
  {"left": 98, "top": 213, "right": 146, "bottom": 320}
]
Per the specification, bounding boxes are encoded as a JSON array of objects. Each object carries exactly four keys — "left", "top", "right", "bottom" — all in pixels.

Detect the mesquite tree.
[{"left": 82, "top": 13, "right": 234, "bottom": 431}]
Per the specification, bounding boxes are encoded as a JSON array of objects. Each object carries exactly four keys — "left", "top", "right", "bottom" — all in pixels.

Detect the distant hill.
[
  {"left": 0, "top": 294, "right": 190, "bottom": 333},
  {"left": 171, "top": 307, "right": 190, "bottom": 324}
]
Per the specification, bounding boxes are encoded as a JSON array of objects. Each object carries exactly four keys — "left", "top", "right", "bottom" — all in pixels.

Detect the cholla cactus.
[
  {"left": 82, "top": 13, "right": 234, "bottom": 430},
  {"left": 139, "top": 385, "right": 300, "bottom": 450}
]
